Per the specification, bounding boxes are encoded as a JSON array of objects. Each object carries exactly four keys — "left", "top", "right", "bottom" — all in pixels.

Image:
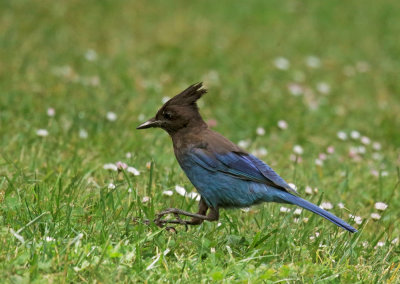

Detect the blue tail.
[{"left": 278, "top": 192, "right": 358, "bottom": 233}]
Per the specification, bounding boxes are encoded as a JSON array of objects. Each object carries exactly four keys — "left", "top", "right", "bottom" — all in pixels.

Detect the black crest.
[{"left": 165, "top": 82, "right": 207, "bottom": 109}]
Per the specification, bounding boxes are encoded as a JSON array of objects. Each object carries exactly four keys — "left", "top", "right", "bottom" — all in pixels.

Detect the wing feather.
[{"left": 189, "top": 147, "right": 298, "bottom": 195}]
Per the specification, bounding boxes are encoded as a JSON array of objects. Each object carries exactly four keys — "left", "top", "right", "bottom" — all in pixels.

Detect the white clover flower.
[
  {"left": 355, "top": 216, "right": 362, "bottom": 224},
  {"left": 349, "top": 214, "right": 362, "bottom": 224},
  {"left": 241, "top": 207, "right": 250, "bottom": 213},
  {"left": 337, "top": 131, "right": 347, "bottom": 140},
  {"left": 47, "top": 108, "right": 55, "bottom": 117},
  {"left": 79, "top": 129, "right": 88, "bottom": 139},
  {"left": 108, "top": 183, "right": 116, "bottom": 189},
  {"left": 349, "top": 147, "right": 358, "bottom": 156},
  {"left": 305, "top": 56, "right": 321, "bottom": 68},
  {"left": 370, "top": 213, "right": 381, "bottom": 220},
  {"left": 288, "top": 83, "right": 303, "bottom": 96},
  {"left": 372, "top": 153, "right": 382, "bottom": 160},
  {"left": 315, "top": 158, "right": 323, "bottom": 166},
  {"left": 45, "top": 236, "right": 55, "bottom": 242},
  {"left": 103, "top": 163, "right": 118, "bottom": 171},
  {"left": 293, "top": 145, "right": 304, "bottom": 155},
  {"left": 370, "top": 169, "right": 379, "bottom": 177},
  {"left": 290, "top": 154, "right": 302, "bottom": 163},
  {"left": 175, "top": 185, "right": 186, "bottom": 196},
  {"left": 252, "top": 147, "right": 268, "bottom": 157},
  {"left": 350, "top": 130, "right": 360, "bottom": 140},
  {"left": 392, "top": 238, "right": 399, "bottom": 245},
  {"left": 187, "top": 192, "right": 201, "bottom": 201},
  {"left": 36, "top": 129, "right": 49, "bottom": 137},
  {"left": 361, "top": 136, "right": 371, "bottom": 145},
  {"left": 316, "top": 82, "right": 331, "bottom": 94},
  {"left": 127, "top": 167, "right": 140, "bottom": 176},
  {"left": 203, "top": 70, "right": 220, "bottom": 86},
  {"left": 381, "top": 171, "right": 388, "bottom": 177},
  {"left": 116, "top": 161, "right": 128, "bottom": 170},
  {"left": 338, "top": 202, "right": 345, "bottom": 209},
  {"left": 326, "top": 146, "right": 335, "bottom": 154},
  {"left": 257, "top": 147, "right": 268, "bottom": 156},
  {"left": 362, "top": 241, "right": 369, "bottom": 248},
  {"left": 280, "top": 206, "right": 290, "bottom": 213},
  {"left": 238, "top": 140, "right": 250, "bottom": 149},
  {"left": 52, "top": 65, "right": 73, "bottom": 78},
  {"left": 320, "top": 202, "right": 333, "bottom": 210},
  {"left": 277, "top": 120, "right": 288, "bottom": 130},
  {"left": 372, "top": 142, "right": 382, "bottom": 151},
  {"left": 217, "top": 222, "right": 222, "bottom": 227},
  {"left": 85, "top": 49, "right": 98, "bottom": 61},
  {"left": 210, "top": 247, "right": 216, "bottom": 253},
  {"left": 256, "top": 127, "right": 265, "bottom": 136},
  {"left": 376, "top": 241, "right": 385, "bottom": 248},
  {"left": 274, "top": 57, "right": 290, "bottom": 70},
  {"left": 375, "top": 202, "right": 388, "bottom": 211},
  {"left": 106, "top": 112, "right": 117, "bottom": 121},
  {"left": 142, "top": 196, "right": 150, "bottom": 203},
  {"left": 162, "top": 190, "right": 173, "bottom": 196},
  {"left": 303, "top": 217, "right": 309, "bottom": 223},
  {"left": 294, "top": 208, "right": 302, "bottom": 215},
  {"left": 288, "top": 183, "right": 297, "bottom": 192},
  {"left": 161, "top": 96, "right": 170, "bottom": 104},
  {"left": 126, "top": 152, "right": 132, "bottom": 159},
  {"left": 128, "top": 188, "right": 132, "bottom": 193},
  {"left": 305, "top": 186, "right": 313, "bottom": 195},
  {"left": 357, "top": 146, "right": 366, "bottom": 154}
]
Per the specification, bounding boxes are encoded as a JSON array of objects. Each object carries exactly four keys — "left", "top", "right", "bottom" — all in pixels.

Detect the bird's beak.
[{"left": 136, "top": 117, "right": 161, "bottom": 129}]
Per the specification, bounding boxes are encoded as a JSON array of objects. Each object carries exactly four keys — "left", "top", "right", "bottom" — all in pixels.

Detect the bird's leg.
[
  {"left": 154, "top": 198, "right": 219, "bottom": 227},
  {"left": 186, "top": 198, "right": 209, "bottom": 225}
]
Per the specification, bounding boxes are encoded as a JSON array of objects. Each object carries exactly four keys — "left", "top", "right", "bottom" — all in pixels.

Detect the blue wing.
[{"left": 189, "top": 148, "right": 298, "bottom": 195}]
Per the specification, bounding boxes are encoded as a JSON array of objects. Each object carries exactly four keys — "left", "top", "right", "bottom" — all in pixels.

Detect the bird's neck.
[{"left": 170, "top": 121, "right": 208, "bottom": 151}]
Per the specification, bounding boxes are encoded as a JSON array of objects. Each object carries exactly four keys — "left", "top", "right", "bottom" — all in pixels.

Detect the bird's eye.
[{"left": 163, "top": 112, "right": 173, "bottom": 120}]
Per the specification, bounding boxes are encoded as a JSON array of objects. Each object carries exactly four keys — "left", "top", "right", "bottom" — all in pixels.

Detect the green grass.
[{"left": 1, "top": 0, "right": 400, "bottom": 282}]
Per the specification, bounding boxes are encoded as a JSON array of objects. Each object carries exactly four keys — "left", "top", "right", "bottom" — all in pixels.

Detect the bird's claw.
[
  {"left": 153, "top": 210, "right": 191, "bottom": 231},
  {"left": 132, "top": 217, "right": 180, "bottom": 232}
]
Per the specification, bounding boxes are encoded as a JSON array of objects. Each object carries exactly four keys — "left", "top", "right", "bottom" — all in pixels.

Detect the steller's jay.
[{"left": 137, "top": 83, "right": 357, "bottom": 233}]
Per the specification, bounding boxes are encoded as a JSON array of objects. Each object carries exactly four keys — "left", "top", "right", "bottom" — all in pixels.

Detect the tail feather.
[{"left": 279, "top": 193, "right": 358, "bottom": 233}]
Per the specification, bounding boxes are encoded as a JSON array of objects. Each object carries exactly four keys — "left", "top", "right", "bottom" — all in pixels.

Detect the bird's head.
[{"left": 136, "top": 82, "right": 208, "bottom": 134}]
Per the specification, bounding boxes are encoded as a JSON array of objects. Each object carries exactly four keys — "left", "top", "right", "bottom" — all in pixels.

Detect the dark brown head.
[{"left": 136, "top": 83, "right": 208, "bottom": 135}]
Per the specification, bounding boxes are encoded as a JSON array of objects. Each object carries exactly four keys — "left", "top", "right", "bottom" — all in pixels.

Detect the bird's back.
[{"left": 172, "top": 128, "right": 289, "bottom": 207}]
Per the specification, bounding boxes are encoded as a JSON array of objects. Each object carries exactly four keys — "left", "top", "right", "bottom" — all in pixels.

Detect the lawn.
[{"left": 0, "top": 0, "right": 399, "bottom": 282}]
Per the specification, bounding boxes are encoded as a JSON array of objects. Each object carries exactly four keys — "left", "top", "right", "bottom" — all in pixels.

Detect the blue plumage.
[
  {"left": 180, "top": 145, "right": 357, "bottom": 232},
  {"left": 137, "top": 82, "right": 357, "bottom": 233}
]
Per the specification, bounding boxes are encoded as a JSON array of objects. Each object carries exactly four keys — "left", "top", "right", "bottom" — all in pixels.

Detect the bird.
[{"left": 137, "top": 82, "right": 357, "bottom": 233}]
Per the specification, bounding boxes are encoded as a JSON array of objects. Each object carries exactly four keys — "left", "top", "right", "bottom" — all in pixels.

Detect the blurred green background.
[{"left": 0, "top": 0, "right": 399, "bottom": 282}]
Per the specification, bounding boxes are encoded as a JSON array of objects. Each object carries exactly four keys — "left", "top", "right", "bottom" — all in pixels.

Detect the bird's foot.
[
  {"left": 132, "top": 217, "right": 180, "bottom": 232},
  {"left": 133, "top": 208, "right": 209, "bottom": 232},
  {"left": 154, "top": 208, "right": 208, "bottom": 229},
  {"left": 154, "top": 210, "right": 189, "bottom": 231}
]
